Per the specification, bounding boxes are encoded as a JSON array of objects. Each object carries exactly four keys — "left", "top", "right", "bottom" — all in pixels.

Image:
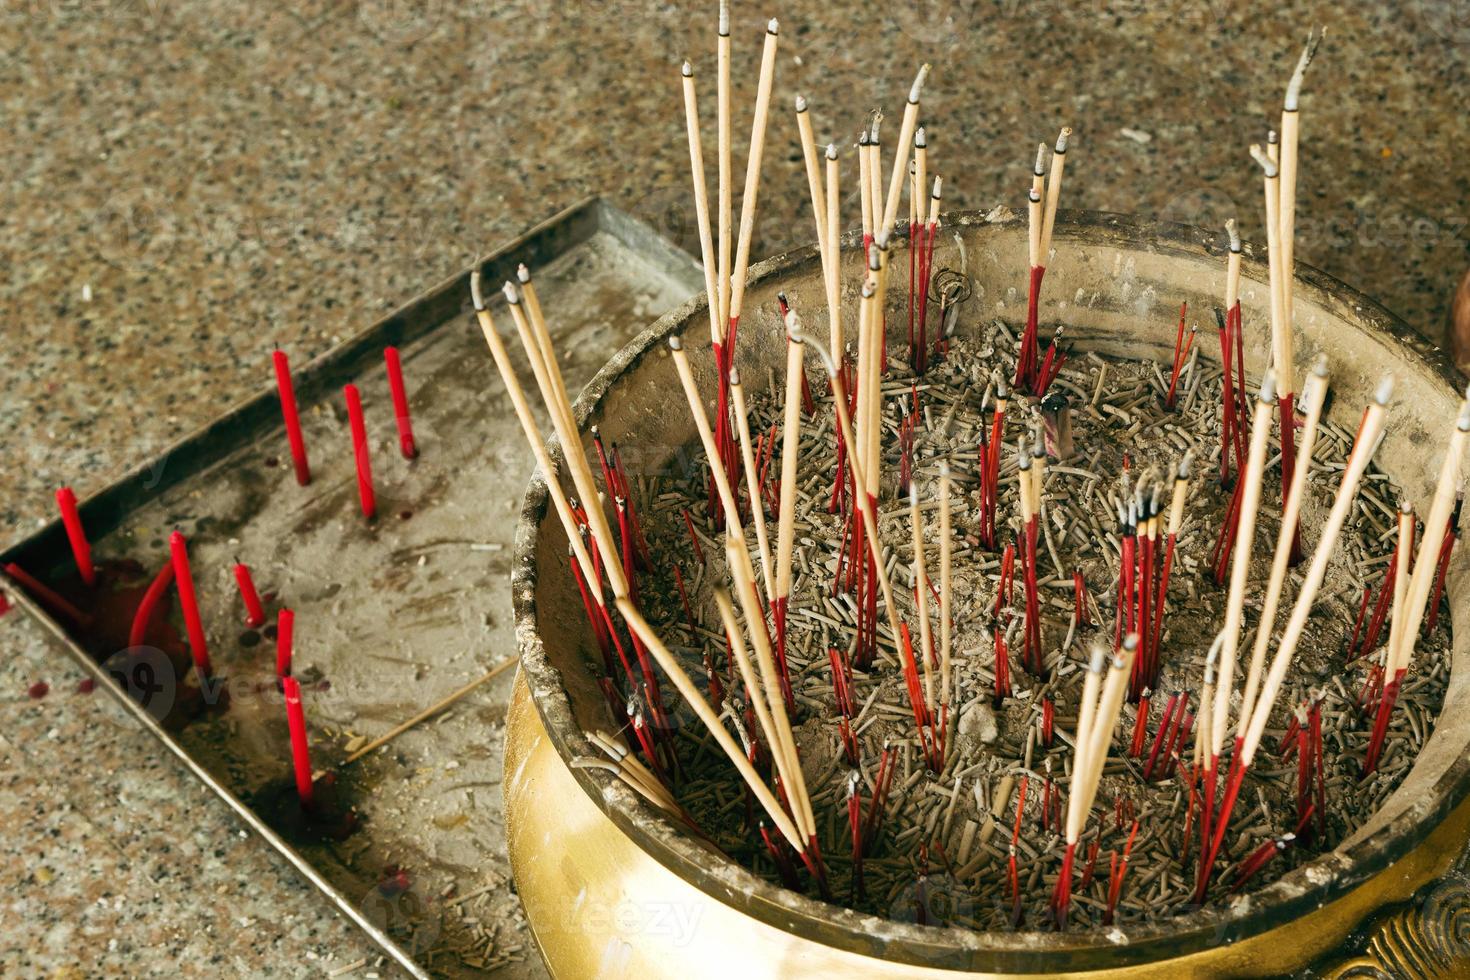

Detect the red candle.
[
  {"left": 233, "top": 561, "right": 266, "bottom": 628},
  {"left": 272, "top": 350, "right": 311, "bottom": 486},
  {"left": 383, "top": 346, "right": 417, "bottom": 460},
  {"left": 276, "top": 607, "right": 294, "bottom": 678},
  {"left": 282, "top": 676, "right": 315, "bottom": 806},
  {"left": 168, "top": 531, "right": 211, "bottom": 676},
  {"left": 344, "top": 384, "right": 376, "bottom": 519},
  {"left": 55, "top": 487, "right": 95, "bottom": 587}
]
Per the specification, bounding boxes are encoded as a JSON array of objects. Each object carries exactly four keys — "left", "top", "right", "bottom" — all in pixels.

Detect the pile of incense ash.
[{"left": 627, "top": 316, "right": 1453, "bottom": 930}]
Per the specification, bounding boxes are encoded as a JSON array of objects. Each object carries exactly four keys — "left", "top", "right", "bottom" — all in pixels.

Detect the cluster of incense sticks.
[
  {"left": 17, "top": 340, "right": 426, "bottom": 815},
  {"left": 1015, "top": 129, "right": 1071, "bottom": 397},
  {"left": 455, "top": 9, "right": 1466, "bottom": 930}
]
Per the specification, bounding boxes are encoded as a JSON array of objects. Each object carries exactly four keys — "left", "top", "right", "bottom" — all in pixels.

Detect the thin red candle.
[
  {"left": 168, "top": 531, "right": 211, "bottom": 676},
  {"left": 282, "top": 676, "right": 315, "bottom": 806},
  {"left": 343, "top": 384, "right": 376, "bottom": 519},
  {"left": 233, "top": 561, "right": 266, "bottom": 628},
  {"left": 276, "top": 607, "right": 294, "bottom": 678},
  {"left": 272, "top": 350, "right": 311, "bottom": 486},
  {"left": 54, "top": 487, "right": 95, "bottom": 587},
  {"left": 383, "top": 346, "right": 417, "bottom": 460}
]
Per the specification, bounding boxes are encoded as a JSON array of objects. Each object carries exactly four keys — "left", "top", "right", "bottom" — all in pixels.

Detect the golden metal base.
[{"left": 505, "top": 670, "right": 1470, "bottom": 977}]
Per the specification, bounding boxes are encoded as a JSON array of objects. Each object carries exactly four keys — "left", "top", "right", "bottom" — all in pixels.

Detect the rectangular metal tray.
[{"left": 1, "top": 197, "right": 702, "bottom": 978}]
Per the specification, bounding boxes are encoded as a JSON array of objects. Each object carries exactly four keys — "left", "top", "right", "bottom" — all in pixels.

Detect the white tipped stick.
[
  {"left": 1027, "top": 187, "right": 1043, "bottom": 270},
  {"left": 914, "top": 127, "right": 928, "bottom": 229},
  {"left": 728, "top": 19, "right": 780, "bottom": 322},
  {"left": 472, "top": 288, "right": 602, "bottom": 605},
  {"left": 794, "top": 322, "right": 903, "bottom": 662},
  {"left": 795, "top": 95, "right": 828, "bottom": 260},
  {"left": 1075, "top": 637, "right": 1138, "bottom": 840},
  {"left": 824, "top": 145, "right": 843, "bottom": 364},
  {"left": 1241, "top": 379, "right": 1393, "bottom": 765},
  {"left": 1389, "top": 501, "right": 1415, "bottom": 654},
  {"left": 909, "top": 484, "right": 937, "bottom": 712},
  {"left": 667, "top": 338, "right": 755, "bottom": 582},
  {"left": 502, "top": 282, "right": 628, "bottom": 598},
  {"left": 1224, "top": 218, "right": 1242, "bottom": 312},
  {"left": 1211, "top": 372, "right": 1278, "bottom": 758},
  {"left": 775, "top": 308, "right": 805, "bottom": 605},
  {"left": 681, "top": 63, "right": 722, "bottom": 345},
  {"left": 728, "top": 367, "right": 775, "bottom": 601},
  {"left": 1239, "top": 359, "right": 1329, "bottom": 736},
  {"left": 716, "top": 5, "right": 732, "bottom": 335},
  {"left": 619, "top": 596, "right": 805, "bottom": 849},
  {"left": 1065, "top": 644, "right": 1108, "bottom": 842},
  {"left": 1251, "top": 144, "right": 1291, "bottom": 397},
  {"left": 1194, "top": 635, "right": 1223, "bottom": 765},
  {"left": 723, "top": 543, "right": 816, "bottom": 841},
  {"left": 1387, "top": 388, "right": 1470, "bottom": 676},
  {"left": 1040, "top": 128, "right": 1071, "bottom": 262},
  {"left": 878, "top": 64, "right": 930, "bottom": 239},
  {"left": 713, "top": 591, "right": 795, "bottom": 822},
  {"left": 938, "top": 463, "right": 954, "bottom": 711},
  {"left": 857, "top": 128, "right": 874, "bottom": 242}
]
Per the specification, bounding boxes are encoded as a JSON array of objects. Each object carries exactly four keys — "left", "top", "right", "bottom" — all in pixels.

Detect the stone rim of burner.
[{"left": 509, "top": 208, "right": 1470, "bottom": 973}]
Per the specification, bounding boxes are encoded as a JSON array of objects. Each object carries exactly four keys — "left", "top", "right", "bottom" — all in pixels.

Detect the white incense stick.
[
  {"left": 727, "top": 19, "right": 780, "bottom": 323},
  {"left": 681, "top": 62, "right": 722, "bottom": 345}
]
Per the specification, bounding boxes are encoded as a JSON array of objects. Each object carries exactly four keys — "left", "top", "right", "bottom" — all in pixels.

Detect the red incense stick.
[
  {"left": 276, "top": 607, "right": 295, "bottom": 678},
  {"left": 169, "top": 531, "right": 211, "bottom": 677},
  {"left": 4, "top": 562, "right": 92, "bottom": 626},
  {"left": 282, "top": 676, "right": 315, "bottom": 806},
  {"left": 233, "top": 561, "right": 266, "bottom": 628},
  {"left": 129, "top": 559, "right": 175, "bottom": 648},
  {"left": 383, "top": 346, "right": 418, "bottom": 460},
  {"left": 55, "top": 487, "right": 95, "bottom": 587},
  {"left": 272, "top": 350, "right": 311, "bottom": 485},
  {"left": 343, "top": 383, "right": 376, "bottom": 520}
]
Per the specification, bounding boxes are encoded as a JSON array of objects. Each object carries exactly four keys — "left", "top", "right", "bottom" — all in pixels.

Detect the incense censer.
[{"left": 504, "top": 210, "right": 1470, "bottom": 976}]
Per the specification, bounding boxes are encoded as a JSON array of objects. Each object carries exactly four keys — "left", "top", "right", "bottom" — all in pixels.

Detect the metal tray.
[{"left": 0, "top": 197, "right": 703, "bottom": 978}]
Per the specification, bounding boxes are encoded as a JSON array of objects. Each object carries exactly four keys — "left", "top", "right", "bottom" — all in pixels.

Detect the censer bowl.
[{"left": 504, "top": 210, "right": 1470, "bottom": 977}]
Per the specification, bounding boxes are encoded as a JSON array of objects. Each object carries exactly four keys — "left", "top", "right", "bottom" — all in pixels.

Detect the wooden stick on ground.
[{"left": 343, "top": 655, "right": 518, "bottom": 765}]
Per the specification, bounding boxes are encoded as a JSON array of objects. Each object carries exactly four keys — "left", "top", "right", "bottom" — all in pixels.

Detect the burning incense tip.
[
  {"left": 795, "top": 94, "right": 807, "bottom": 112},
  {"left": 915, "top": 127, "right": 926, "bottom": 148},
  {"left": 1034, "top": 142, "right": 1047, "bottom": 176},
  {"left": 766, "top": 17, "right": 778, "bottom": 34},
  {"left": 1284, "top": 27, "right": 1325, "bottom": 110},
  {"left": 1226, "top": 218, "right": 1240, "bottom": 252},
  {"left": 825, "top": 143, "right": 837, "bottom": 160},
  {"left": 1250, "top": 144, "right": 1279, "bottom": 177},
  {"left": 470, "top": 270, "right": 486, "bottom": 310},
  {"left": 668, "top": 335, "right": 683, "bottom": 352},
  {"left": 1374, "top": 375, "right": 1395, "bottom": 405},
  {"left": 908, "top": 64, "right": 931, "bottom": 104},
  {"left": 681, "top": 60, "right": 692, "bottom": 77},
  {"left": 502, "top": 281, "right": 521, "bottom": 304},
  {"left": 516, "top": 263, "right": 532, "bottom": 284},
  {"left": 1055, "top": 127, "right": 1072, "bottom": 153}
]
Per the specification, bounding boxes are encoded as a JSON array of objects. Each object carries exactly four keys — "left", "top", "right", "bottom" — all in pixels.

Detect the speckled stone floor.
[{"left": 3, "top": 1, "right": 1467, "bottom": 974}]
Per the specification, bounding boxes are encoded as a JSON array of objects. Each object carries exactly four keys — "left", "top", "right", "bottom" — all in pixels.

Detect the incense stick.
[
  {"left": 727, "top": 19, "right": 780, "bottom": 325},
  {"left": 342, "top": 654, "right": 519, "bottom": 765},
  {"left": 1211, "top": 372, "right": 1277, "bottom": 758},
  {"left": 471, "top": 275, "right": 604, "bottom": 603},
  {"left": 681, "top": 60, "right": 722, "bottom": 344},
  {"left": 878, "top": 65, "right": 930, "bottom": 238},
  {"left": 618, "top": 595, "right": 806, "bottom": 850},
  {"left": 938, "top": 462, "right": 953, "bottom": 713},
  {"left": 1238, "top": 358, "right": 1328, "bottom": 732},
  {"left": 1240, "top": 376, "right": 1394, "bottom": 767},
  {"left": 1039, "top": 127, "right": 1071, "bottom": 263}
]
